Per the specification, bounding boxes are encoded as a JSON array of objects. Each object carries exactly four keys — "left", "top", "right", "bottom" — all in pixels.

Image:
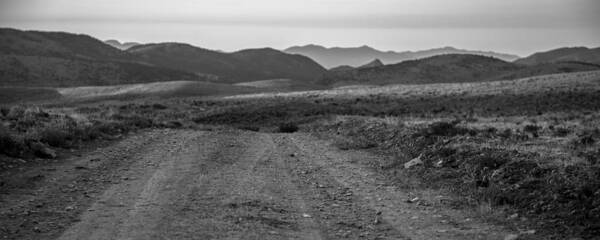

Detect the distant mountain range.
[
  {"left": 319, "top": 54, "right": 600, "bottom": 86},
  {"left": 127, "top": 43, "right": 326, "bottom": 83},
  {"left": 104, "top": 39, "right": 140, "bottom": 50},
  {"left": 284, "top": 45, "right": 520, "bottom": 69},
  {"left": 515, "top": 47, "right": 600, "bottom": 65},
  {"left": 1, "top": 28, "right": 599, "bottom": 89},
  {"left": 0, "top": 28, "right": 325, "bottom": 87}
]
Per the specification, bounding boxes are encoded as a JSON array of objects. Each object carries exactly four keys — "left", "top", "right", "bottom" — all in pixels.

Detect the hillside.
[
  {"left": 284, "top": 44, "right": 520, "bottom": 68},
  {"left": 128, "top": 44, "right": 326, "bottom": 83},
  {"left": 231, "top": 48, "right": 327, "bottom": 82},
  {"left": 515, "top": 47, "right": 600, "bottom": 65},
  {"left": 0, "top": 28, "right": 129, "bottom": 61},
  {"left": 318, "top": 54, "right": 600, "bottom": 86},
  {"left": 0, "top": 28, "right": 201, "bottom": 87}
]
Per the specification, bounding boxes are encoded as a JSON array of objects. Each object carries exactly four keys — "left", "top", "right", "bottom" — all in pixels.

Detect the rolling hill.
[
  {"left": 318, "top": 54, "right": 600, "bottom": 86},
  {"left": 0, "top": 28, "right": 201, "bottom": 87},
  {"left": 231, "top": 48, "right": 327, "bottom": 83},
  {"left": 128, "top": 43, "right": 326, "bottom": 83},
  {"left": 515, "top": 47, "right": 600, "bottom": 65},
  {"left": 284, "top": 44, "right": 520, "bottom": 68}
]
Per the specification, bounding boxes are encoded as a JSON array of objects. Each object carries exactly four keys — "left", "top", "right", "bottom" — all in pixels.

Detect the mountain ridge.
[
  {"left": 0, "top": 28, "right": 201, "bottom": 87},
  {"left": 284, "top": 44, "right": 520, "bottom": 68},
  {"left": 515, "top": 46, "right": 600, "bottom": 65},
  {"left": 318, "top": 54, "right": 600, "bottom": 87},
  {"left": 128, "top": 44, "right": 326, "bottom": 83}
]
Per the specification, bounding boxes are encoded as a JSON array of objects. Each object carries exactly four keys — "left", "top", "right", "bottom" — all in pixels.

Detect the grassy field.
[{"left": 1, "top": 70, "right": 600, "bottom": 238}]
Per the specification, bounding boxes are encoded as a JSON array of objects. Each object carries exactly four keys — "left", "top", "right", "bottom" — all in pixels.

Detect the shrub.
[
  {"left": 335, "top": 137, "right": 377, "bottom": 150},
  {"left": 0, "top": 127, "right": 25, "bottom": 157},
  {"left": 124, "top": 115, "right": 154, "bottom": 128},
  {"left": 523, "top": 125, "right": 540, "bottom": 134},
  {"left": 152, "top": 103, "right": 168, "bottom": 110},
  {"left": 0, "top": 107, "right": 9, "bottom": 117},
  {"left": 278, "top": 123, "right": 299, "bottom": 133},
  {"left": 425, "top": 121, "right": 473, "bottom": 136},
  {"left": 497, "top": 129, "right": 512, "bottom": 138},
  {"left": 579, "top": 135, "right": 595, "bottom": 145},
  {"left": 553, "top": 127, "right": 571, "bottom": 137},
  {"left": 38, "top": 128, "right": 71, "bottom": 148}
]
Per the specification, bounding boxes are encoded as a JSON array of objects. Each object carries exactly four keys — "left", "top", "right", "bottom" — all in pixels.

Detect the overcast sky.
[{"left": 1, "top": 0, "right": 599, "bottom": 56}]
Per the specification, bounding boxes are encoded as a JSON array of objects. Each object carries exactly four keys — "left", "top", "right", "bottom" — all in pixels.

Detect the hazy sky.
[{"left": 1, "top": 0, "right": 599, "bottom": 56}]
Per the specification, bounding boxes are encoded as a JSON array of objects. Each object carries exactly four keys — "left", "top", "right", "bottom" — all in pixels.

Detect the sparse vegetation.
[
  {"left": 2, "top": 70, "right": 600, "bottom": 238},
  {"left": 0, "top": 103, "right": 197, "bottom": 170}
]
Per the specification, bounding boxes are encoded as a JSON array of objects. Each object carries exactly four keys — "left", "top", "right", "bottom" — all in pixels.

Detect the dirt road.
[{"left": 1, "top": 129, "right": 512, "bottom": 239}]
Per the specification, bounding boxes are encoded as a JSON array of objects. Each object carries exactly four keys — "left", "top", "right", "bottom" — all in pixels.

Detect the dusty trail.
[{"left": 1, "top": 129, "right": 511, "bottom": 239}]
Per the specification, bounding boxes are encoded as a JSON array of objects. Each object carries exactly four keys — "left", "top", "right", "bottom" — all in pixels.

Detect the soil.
[{"left": 1, "top": 128, "right": 515, "bottom": 239}]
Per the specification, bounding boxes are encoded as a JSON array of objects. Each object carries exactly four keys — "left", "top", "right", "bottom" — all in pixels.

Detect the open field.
[
  {"left": 0, "top": 81, "right": 261, "bottom": 105},
  {"left": 2, "top": 70, "right": 600, "bottom": 239},
  {"left": 233, "top": 79, "right": 322, "bottom": 91},
  {"left": 225, "top": 70, "right": 600, "bottom": 100},
  {"left": 57, "top": 81, "right": 258, "bottom": 100}
]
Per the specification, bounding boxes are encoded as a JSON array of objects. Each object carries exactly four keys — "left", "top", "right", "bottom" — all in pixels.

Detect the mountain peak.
[{"left": 358, "top": 59, "right": 384, "bottom": 69}]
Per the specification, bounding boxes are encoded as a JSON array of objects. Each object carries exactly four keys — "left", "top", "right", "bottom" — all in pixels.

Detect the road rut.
[{"left": 2, "top": 129, "right": 511, "bottom": 239}]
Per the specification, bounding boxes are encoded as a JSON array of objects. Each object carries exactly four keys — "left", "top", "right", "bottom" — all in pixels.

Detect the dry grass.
[{"left": 310, "top": 114, "right": 600, "bottom": 237}]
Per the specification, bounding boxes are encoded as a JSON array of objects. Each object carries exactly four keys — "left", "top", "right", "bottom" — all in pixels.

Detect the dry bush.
[
  {"left": 278, "top": 122, "right": 299, "bottom": 133},
  {"left": 0, "top": 125, "right": 25, "bottom": 157}
]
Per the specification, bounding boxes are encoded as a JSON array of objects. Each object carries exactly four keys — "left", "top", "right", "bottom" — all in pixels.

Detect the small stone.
[
  {"left": 504, "top": 234, "right": 519, "bottom": 240},
  {"left": 404, "top": 154, "right": 423, "bottom": 169},
  {"left": 522, "top": 229, "right": 536, "bottom": 235}
]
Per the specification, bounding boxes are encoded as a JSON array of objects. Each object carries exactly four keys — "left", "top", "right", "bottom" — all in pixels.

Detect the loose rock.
[
  {"left": 30, "top": 142, "right": 57, "bottom": 159},
  {"left": 404, "top": 154, "right": 423, "bottom": 169}
]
